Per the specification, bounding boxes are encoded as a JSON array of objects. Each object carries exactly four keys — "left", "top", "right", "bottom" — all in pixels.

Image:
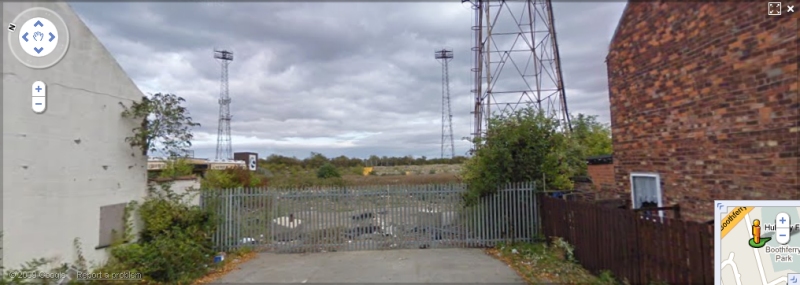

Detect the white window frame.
[{"left": 629, "top": 172, "right": 664, "bottom": 219}]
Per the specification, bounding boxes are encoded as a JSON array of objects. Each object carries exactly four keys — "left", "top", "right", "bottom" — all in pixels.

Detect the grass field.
[{"left": 261, "top": 164, "right": 462, "bottom": 188}]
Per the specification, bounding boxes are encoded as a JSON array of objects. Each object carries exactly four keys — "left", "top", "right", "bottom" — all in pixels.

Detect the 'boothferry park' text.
[
  {"left": 765, "top": 246, "right": 800, "bottom": 262},
  {"left": 765, "top": 246, "right": 800, "bottom": 254}
]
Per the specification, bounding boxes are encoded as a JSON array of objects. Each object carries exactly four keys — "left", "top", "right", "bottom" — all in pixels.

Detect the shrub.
[
  {"left": 461, "top": 107, "right": 583, "bottom": 206},
  {"left": 316, "top": 163, "right": 341, "bottom": 179},
  {"left": 101, "top": 183, "right": 217, "bottom": 284},
  {"left": 202, "top": 167, "right": 267, "bottom": 189},
  {"left": 158, "top": 158, "right": 194, "bottom": 178}
]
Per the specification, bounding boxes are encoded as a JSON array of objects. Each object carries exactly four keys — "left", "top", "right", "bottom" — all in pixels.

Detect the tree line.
[{"left": 260, "top": 152, "right": 468, "bottom": 169}]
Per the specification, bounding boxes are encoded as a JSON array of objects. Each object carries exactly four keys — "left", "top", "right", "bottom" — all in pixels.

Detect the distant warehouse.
[{"left": 147, "top": 157, "right": 246, "bottom": 174}]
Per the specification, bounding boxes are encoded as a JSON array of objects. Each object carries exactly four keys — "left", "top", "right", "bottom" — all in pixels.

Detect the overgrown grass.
[{"left": 487, "top": 238, "right": 617, "bottom": 285}]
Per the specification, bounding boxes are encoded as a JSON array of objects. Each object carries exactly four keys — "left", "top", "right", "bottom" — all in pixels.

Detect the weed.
[
  {"left": 487, "top": 242, "right": 610, "bottom": 285},
  {"left": 491, "top": 239, "right": 624, "bottom": 285},
  {"left": 595, "top": 270, "right": 617, "bottom": 284},
  {"left": 0, "top": 239, "right": 89, "bottom": 285},
  {"left": 550, "top": 237, "right": 575, "bottom": 262}
]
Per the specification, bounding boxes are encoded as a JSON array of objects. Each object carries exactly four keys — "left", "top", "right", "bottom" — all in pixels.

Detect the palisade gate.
[{"left": 200, "top": 182, "right": 540, "bottom": 253}]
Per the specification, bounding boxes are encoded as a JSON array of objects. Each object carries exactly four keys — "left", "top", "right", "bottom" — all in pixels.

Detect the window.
[
  {"left": 629, "top": 173, "right": 663, "bottom": 219},
  {"left": 97, "top": 203, "right": 128, "bottom": 249}
]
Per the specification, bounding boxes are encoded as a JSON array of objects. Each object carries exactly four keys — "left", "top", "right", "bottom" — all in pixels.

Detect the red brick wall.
[
  {"left": 588, "top": 164, "right": 615, "bottom": 191},
  {"left": 606, "top": 2, "right": 799, "bottom": 222}
]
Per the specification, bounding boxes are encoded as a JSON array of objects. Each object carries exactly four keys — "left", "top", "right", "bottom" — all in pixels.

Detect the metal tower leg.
[{"left": 469, "top": 0, "right": 571, "bottom": 152}]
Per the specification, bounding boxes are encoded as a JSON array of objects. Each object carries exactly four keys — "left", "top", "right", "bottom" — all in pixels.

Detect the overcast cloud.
[{"left": 70, "top": 2, "right": 626, "bottom": 160}]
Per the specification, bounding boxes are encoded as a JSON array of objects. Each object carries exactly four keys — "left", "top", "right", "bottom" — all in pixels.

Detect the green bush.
[
  {"left": 461, "top": 107, "right": 583, "bottom": 206},
  {"left": 570, "top": 113, "right": 612, "bottom": 157},
  {"left": 316, "top": 163, "right": 341, "bottom": 179},
  {"left": 201, "top": 167, "right": 267, "bottom": 189},
  {"left": 158, "top": 158, "right": 194, "bottom": 178},
  {"left": 101, "top": 183, "right": 217, "bottom": 284}
]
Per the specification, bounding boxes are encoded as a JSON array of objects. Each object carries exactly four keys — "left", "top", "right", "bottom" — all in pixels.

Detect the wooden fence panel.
[
  {"left": 698, "top": 222, "right": 714, "bottom": 284},
  {"left": 606, "top": 208, "right": 629, "bottom": 282},
  {"left": 636, "top": 216, "right": 648, "bottom": 282},
  {"left": 572, "top": 202, "right": 595, "bottom": 268},
  {"left": 537, "top": 195, "right": 714, "bottom": 285},
  {"left": 668, "top": 219, "right": 682, "bottom": 282}
]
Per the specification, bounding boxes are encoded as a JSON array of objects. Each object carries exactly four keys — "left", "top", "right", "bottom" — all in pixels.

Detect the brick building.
[
  {"left": 605, "top": 2, "right": 798, "bottom": 222},
  {"left": 586, "top": 155, "right": 614, "bottom": 192}
]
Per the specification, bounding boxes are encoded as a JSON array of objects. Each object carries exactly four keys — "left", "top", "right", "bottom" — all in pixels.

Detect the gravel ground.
[{"left": 266, "top": 205, "right": 471, "bottom": 252}]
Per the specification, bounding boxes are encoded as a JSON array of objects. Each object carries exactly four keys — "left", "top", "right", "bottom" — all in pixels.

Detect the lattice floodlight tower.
[
  {"left": 468, "top": 0, "right": 571, "bottom": 151},
  {"left": 435, "top": 49, "right": 456, "bottom": 159},
  {"left": 214, "top": 49, "right": 234, "bottom": 161}
]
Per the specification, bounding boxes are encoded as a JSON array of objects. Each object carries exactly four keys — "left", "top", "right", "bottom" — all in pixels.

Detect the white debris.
[
  {"left": 272, "top": 216, "right": 303, "bottom": 228},
  {"left": 272, "top": 215, "right": 304, "bottom": 241}
]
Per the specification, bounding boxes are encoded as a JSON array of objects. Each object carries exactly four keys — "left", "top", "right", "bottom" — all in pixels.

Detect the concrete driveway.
[{"left": 214, "top": 248, "right": 526, "bottom": 283}]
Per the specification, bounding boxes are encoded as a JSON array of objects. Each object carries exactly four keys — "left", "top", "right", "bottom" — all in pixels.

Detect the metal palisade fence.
[{"left": 200, "top": 182, "right": 540, "bottom": 253}]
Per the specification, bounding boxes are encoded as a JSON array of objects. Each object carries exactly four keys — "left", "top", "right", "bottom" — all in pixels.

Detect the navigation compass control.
[{"left": 7, "top": 7, "right": 70, "bottom": 69}]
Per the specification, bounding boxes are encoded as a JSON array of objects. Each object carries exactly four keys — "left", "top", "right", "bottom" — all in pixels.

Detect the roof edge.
[
  {"left": 607, "top": 1, "right": 632, "bottom": 58},
  {"left": 587, "top": 154, "right": 613, "bottom": 165}
]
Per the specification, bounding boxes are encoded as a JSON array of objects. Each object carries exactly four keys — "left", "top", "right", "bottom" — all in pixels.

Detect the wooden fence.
[{"left": 538, "top": 194, "right": 714, "bottom": 284}]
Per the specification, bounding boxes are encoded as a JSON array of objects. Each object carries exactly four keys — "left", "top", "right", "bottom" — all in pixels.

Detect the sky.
[{"left": 70, "top": 2, "right": 627, "bottom": 160}]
